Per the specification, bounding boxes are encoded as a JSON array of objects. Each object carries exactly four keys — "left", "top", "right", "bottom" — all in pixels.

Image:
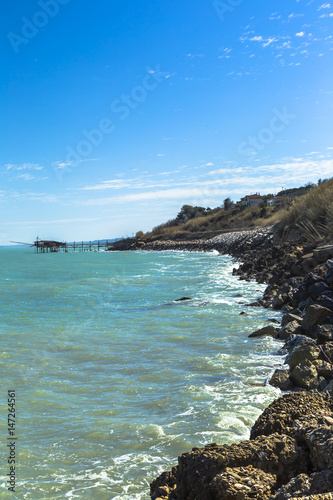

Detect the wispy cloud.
[
  {"left": 318, "top": 3, "right": 331, "bottom": 10},
  {"left": 5, "top": 163, "right": 44, "bottom": 171},
  {"left": 1, "top": 217, "right": 102, "bottom": 226},
  {"left": 15, "top": 173, "right": 36, "bottom": 181},
  {"left": 72, "top": 155, "right": 333, "bottom": 206}
]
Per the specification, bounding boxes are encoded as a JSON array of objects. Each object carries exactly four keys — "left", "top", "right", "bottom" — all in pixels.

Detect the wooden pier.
[
  {"left": 10, "top": 237, "right": 116, "bottom": 253},
  {"left": 34, "top": 238, "right": 113, "bottom": 253}
]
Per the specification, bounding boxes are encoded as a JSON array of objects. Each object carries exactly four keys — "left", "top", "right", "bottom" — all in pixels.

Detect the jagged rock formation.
[{"left": 150, "top": 392, "right": 333, "bottom": 499}]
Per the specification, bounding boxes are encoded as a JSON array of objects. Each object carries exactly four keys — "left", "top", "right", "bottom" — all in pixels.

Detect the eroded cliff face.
[{"left": 150, "top": 392, "right": 333, "bottom": 500}]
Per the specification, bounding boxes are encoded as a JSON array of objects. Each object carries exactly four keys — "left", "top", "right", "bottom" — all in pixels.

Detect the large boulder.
[
  {"left": 301, "top": 305, "right": 332, "bottom": 331},
  {"left": 271, "top": 469, "right": 333, "bottom": 499},
  {"left": 281, "top": 313, "right": 303, "bottom": 327},
  {"left": 150, "top": 392, "right": 333, "bottom": 499},
  {"left": 312, "top": 359, "right": 333, "bottom": 379},
  {"left": 175, "top": 434, "right": 307, "bottom": 499},
  {"left": 321, "top": 342, "right": 333, "bottom": 364},
  {"left": 289, "top": 360, "right": 319, "bottom": 390},
  {"left": 316, "top": 325, "right": 333, "bottom": 344},
  {"left": 211, "top": 465, "right": 277, "bottom": 499},
  {"left": 305, "top": 274, "right": 324, "bottom": 288},
  {"left": 286, "top": 343, "right": 321, "bottom": 371},
  {"left": 250, "top": 392, "right": 333, "bottom": 440},
  {"left": 150, "top": 469, "right": 177, "bottom": 500},
  {"left": 313, "top": 245, "right": 333, "bottom": 263},
  {"left": 277, "top": 320, "right": 302, "bottom": 340},
  {"left": 317, "top": 294, "right": 333, "bottom": 313},
  {"left": 306, "top": 425, "right": 333, "bottom": 471},
  {"left": 278, "top": 335, "right": 315, "bottom": 356},
  {"left": 302, "top": 256, "right": 317, "bottom": 274},
  {"left": 248, "top": 325, "right": 278, "bottom": 338},
  {"left": 269, "top": 369, "right": 293, "bottom": 391},
  {"left": 308, "top": 281, "right": 331, "bottom": 299}
]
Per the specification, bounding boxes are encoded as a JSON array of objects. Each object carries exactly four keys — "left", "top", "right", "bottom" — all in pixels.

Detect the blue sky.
[{"left": 1, "top": 0, "right": 333, "bottom": 244}]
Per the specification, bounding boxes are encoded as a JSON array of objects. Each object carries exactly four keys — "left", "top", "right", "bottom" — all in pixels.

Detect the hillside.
[{"left": 137, "top": 179, "right": 333, "bottom": 244}]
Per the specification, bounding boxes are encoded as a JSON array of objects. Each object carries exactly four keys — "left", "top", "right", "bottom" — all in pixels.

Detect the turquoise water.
[{"left": 0, "top": 248, "right": 283, "bottom": 499}]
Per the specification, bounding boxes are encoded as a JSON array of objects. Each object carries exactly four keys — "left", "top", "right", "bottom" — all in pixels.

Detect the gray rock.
[
  {"left": 305, "top": 273, "right": 324, "bottom": 288},
  {"left": 308, "top": 281, "right": 331, "bottom": 298},
  {"left": 305, "top": 424, "right": 333, "bottom": 470},
  {"left": 302, "top": 304, "right": 332, "bottom": 331},
  {"left": 286, "top": 343, "right": 320, "bottom": 371},
  {"left": 312, "top": 359, "right": 333, "bottom": 379},
  {"left": 313, "top": 244, "right": 333, "bottom": 263},
  {"left": 268, "top": 318, "right": 280, "bottom": 324},
  {"left": 269, "top": 369, "right": 294, "bottom": 391},
  {"left": 316, "top": 325, "right": 333, "bottom": 344},
  {"left": 281, "top": 313, "right": 303, "bottom": 327},
  {"left": 289, "top": 360, "right": 318, "bottom": 389},
  {"left": 320, "top": 342, "right": 333, "bottom": 362},
  {"left": 271, "top": 469, "right": 333, "bottom": 499},
  {"left": 248, "top": 325, "right": 278, "bottom": 338},
  {"left": 278, "top": 320, "right": 302, "bottom": 340},
  {"left": 211, "top": 465, "right": 277, "bottom": 499},
  {"left": 317, "top": 294, "right": 333, "bottom": 313},
  {"left": 272, "top": 294, "right": 286, "bottom": 309},
  {"left": 302, "top": 257, "right": 317, "bottom": 273},
  {"left": 325, "top": 379, "right": 333, "bottom": 393}
]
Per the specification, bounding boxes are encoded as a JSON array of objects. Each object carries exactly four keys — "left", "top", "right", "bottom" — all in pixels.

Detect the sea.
[{"left": 0, "top": 247, "right": 284, "bottom": 499}]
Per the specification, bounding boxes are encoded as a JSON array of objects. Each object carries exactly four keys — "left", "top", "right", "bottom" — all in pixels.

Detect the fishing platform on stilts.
[{"left": 11, "top": 237, "right": 113, "bottom": 253}]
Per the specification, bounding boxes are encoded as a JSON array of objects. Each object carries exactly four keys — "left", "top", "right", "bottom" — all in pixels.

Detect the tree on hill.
[
  {"left": 176, "top": 205, "right": 211, "bottom": 222},
  {"left": 223, "top": 197, "right": 233, "bottom": 211}
]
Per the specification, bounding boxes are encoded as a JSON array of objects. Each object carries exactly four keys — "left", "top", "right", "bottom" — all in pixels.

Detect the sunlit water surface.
[{"left": 0, "top": 248, "right": 283, "bottom": 499}]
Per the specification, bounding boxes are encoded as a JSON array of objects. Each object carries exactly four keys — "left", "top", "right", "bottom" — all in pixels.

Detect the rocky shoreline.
[{"left": 110, "top": 226, "right": 333, "bottom": 498}]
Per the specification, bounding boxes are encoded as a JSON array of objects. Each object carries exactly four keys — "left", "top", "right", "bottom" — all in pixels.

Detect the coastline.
[{"left": 111, "top": 227, "right": 333, "bottom": 498}]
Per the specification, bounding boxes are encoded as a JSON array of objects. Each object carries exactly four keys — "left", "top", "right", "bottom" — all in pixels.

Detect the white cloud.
[
  {"left": 288, "top": 13, "right": 305, "bottom": 19},
  {"left": 15, "top": 174, "right": 35, "bottom": 181},
  {"left": 318, "top": 3, "right": 331, "bottom": 10},
  {"left": 296, "top": 31, "right": 305, "bottom": 37},
  {"left": 5, "top": 163, "right": 43, "bottom": 171},
  {"left": 1, "top": 217, "right": 102, "bottom": 226},
  {"left": 52, "top": 158, "right": 100, "bottom": 171},
  {"left": 73, "top": 156, "right": 333, "bottom": 208}
]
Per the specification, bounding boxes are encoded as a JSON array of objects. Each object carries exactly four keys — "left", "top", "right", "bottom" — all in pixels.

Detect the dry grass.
[
  {"left": 144, "top": 179, "right": 333, "bottom": 242},
  {"left": 147, "top": 204, "right": 279, "bottom": 240},
  {"left": 280, "top": 178, "right": 333, "bottom": 241}
]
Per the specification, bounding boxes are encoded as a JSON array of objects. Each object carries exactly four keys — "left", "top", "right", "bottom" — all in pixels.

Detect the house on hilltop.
[
  {"left": 267, "top": 195, "right": 292, "bottom": 207},
  {"left": 241, "top": 194, "right": 265, "bottom": 207}
]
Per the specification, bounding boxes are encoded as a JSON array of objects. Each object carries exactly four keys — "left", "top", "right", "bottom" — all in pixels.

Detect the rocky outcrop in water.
[{"left": 150, "top": 392, "right": 333, "bottom": 499}]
